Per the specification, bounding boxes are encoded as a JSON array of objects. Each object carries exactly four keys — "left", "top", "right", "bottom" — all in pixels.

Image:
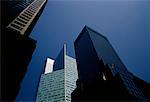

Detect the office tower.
[
  {"left": 1, "top": 0, "right": 47, "bottom": 101},
  {"left": 1, "top": 0, "right": 34, "bottom": 28},
  {"left": 72, "top": 26, "right": 148, "bottom": 101},
  {"left": 36, "top": 45, "right": 78, "bottom": 102},
  {"left": 5, "top": 0, "right": 47, "bottom": 36},
  {"left": 1, "top": 0, "right": 47, "bottom": 34}
]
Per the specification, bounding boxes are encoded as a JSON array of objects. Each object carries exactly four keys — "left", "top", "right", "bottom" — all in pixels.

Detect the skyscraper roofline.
[{"left": 75, "top": 25, "right": 108, "bottom": 45}]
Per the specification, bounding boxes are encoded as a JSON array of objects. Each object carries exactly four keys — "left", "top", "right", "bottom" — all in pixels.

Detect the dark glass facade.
[
  {"left": 73, "top": 26, "right": 148, "bottom": 101},
  {"left": 133, "top": 75, "right": 150, "bottom": 100},
  {"left": 74, "top": 27, "right": 103, "bottom": 81},
  {"left": 53, "top": 45, "right": 66, "bottom": 71}
]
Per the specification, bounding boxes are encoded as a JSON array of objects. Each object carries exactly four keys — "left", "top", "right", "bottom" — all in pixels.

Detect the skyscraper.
[
  {"left": 36, "top": 44, "right": 78, "bottom": 102},
  {"left": 72, "top": 26, "right": 148, "bottom": 101},
  {"left": 1, "top": 0, "right": 47, "bottom": 101},
  {"left": 1, "top": 0, "right": 34, "bottom": 28},
  {"left": 6, "top": 0, "right": 47, "bottom": 36}
]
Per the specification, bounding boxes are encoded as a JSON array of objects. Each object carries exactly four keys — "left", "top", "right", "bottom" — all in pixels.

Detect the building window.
[
  {"left": 19, "top": 15, "right": 30, "bottom": 21},
  {"left": 22, "top": 14, "right": 31, "bottom": 19},
  {"left": 24, "top": 11, "right": 33, "bottom": 17},
  {"left": 16, "top": 18, "right": 28, "bottom": 24},
  {"left": 10, "top": 24, "right": 23, "bottom": 30},
  {"left": 14, "top": 21, "right": 25, "bottom": 27}
]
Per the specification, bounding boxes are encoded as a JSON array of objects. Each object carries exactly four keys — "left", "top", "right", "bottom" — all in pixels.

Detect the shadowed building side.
[
  {"left": 2, "top": 34, "right": 37, "bottom": 101},
  {"left": 53, "top": 45, "right": 66, "bottom": 71},
  {"left": 1, "top": 0, "right": 47, "bottom": 101},
  {"left": 72, "top": 26, "right": 149, "bottom": 101},
  {"left": 74, "top": 27, "right": 103, "bottom": 81}
]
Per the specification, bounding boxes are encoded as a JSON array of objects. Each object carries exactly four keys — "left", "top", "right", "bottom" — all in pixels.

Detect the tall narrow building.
[
  {"left": 36, "top": 44, "right": 78, "bottom": 102},
  {"left": 1, "top": 0, "right": 34, "bottom": 28},
  {"left": 1, "top": 0, "right": 47, "bottom": 101},
  {"left": 72, "top": 26, "right": 147, "bottom": 101},
  {"left": 6, "top": 0, "right": 47, "bottom": 36}
]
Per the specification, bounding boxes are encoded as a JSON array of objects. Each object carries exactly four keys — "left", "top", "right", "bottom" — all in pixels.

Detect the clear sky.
[{"left": 16, "top": 0, "right": 150, "bottom": 101}]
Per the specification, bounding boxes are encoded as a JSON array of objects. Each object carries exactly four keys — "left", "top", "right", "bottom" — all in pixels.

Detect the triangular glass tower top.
[{"left": 53, "top": 44, "right": 66, "bottom": 71}]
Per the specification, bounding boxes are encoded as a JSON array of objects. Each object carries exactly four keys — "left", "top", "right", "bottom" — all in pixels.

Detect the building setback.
[
  {"left": 1, "top": 0, "right": 47, "bottom": 101},
  {"left": 72, "top": 26, "right": 149, "bottom": 101},
  {"left": 36, "top": 44, "right": 78, "bottom": 102}
]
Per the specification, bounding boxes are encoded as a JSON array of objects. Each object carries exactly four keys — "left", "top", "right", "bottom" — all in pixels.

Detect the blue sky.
[{"left": 16, "top": 0, "right": 150, "bottom": 101}]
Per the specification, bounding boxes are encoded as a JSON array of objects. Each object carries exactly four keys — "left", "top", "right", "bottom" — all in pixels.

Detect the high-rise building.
[
  {"left": 1, "top": 0, "right": 34, "bottom": 28},
  {"left": 6, "top": 0, "right": 47, "bottom": 36},
  {"left": 36, "top": 44, "right": 78, "bottom": 102},
  {"left": 72, "top": 26, "right": 148, "bottom": 101},
  {"left": 1, "top": 0, "right": 47, "bottom": 101}
]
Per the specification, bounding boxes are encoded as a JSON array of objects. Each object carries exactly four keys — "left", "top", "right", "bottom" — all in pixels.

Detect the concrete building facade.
[{"left": 7, "top": 0, "right": 47, "bottom": 35}]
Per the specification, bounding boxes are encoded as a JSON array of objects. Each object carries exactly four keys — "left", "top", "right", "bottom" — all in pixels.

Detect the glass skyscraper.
[
  {"left": 74, "top": 26, "right": 147, "bottom": 101},
  {"left": 36, "top": 44, "right": 78, "bottom": 102}
]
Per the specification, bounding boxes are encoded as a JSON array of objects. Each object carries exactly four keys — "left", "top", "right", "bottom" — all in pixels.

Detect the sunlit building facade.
[
  {"left": 36, "top": 69, "right": 65, "bottom": 102},
  {"left": 36, "top": 45, "right": 78, "bottom": 102}
]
